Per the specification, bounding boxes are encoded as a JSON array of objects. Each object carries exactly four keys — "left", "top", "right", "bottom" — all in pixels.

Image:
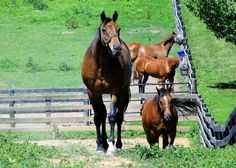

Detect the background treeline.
[{"left": 185, "top": 0, "right": 235, "bottom": 44}]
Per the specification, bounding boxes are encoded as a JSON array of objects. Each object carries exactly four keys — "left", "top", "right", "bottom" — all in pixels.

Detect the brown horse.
[
  {"left": 128, "top": 32, "right": 183, "bottom": 82},
  {"left": 135, "top": 55, "right": 180, "bottom": 93},
  {"left": 81, "top": 11, "right": 132, "bottom": 155},
  {"left": 141, "top": 87, "right": 197, "bottom": 148},
  {"left": 128, "top": 32, "right": 183, "bottom": 62}
]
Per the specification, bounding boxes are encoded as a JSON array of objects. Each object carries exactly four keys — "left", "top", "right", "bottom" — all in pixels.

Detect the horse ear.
[
  {"left": 101, "top": 11, "right": 106, "bottom": 22},
  {"left": 113, "top": 11, "right": 118, "bottom": 22}
]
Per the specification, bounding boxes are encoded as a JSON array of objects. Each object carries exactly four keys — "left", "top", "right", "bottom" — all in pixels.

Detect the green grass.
[
  {"left": 0, "top": 0, "right": 235, "bottom": 147},
  {"left": 181, "top": 1, "right": 236, "bottom": 124}
]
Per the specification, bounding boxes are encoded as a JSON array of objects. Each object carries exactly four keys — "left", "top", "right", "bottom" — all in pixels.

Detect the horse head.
[
  {"left": 173, "top": 31, "right": 186, "bottom": 45},
  {"left": 156, "top": 87, "right": 173, "bottom": 121},
  {"left": 100, "top": 11, "right": 122, "bottom": 56}
]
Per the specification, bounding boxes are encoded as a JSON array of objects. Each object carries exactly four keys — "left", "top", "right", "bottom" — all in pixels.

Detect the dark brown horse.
[
  {"left": 141, "top": 87, "right": 197, "bottom": 148},
  {"left": 81, "top": 11, "right": 132, "bottom": 155},
  {"left": 135, "top": 55, "right": 180, "bottom": 93},
  {"left": 128, "top": 32, "right": 183, "bottom": 83}
]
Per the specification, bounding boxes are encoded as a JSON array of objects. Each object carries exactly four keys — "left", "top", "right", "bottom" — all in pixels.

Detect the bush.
[
  {"left": 185, "top": 0, "right": 236, "bottom": 44},
  {"left": 24, "top": 0, "right": 48, "bottom": 10},
  {"left": 58, "top": 62, "right": 73, "bottom": 72},
  {"left": 65, "top": 17, "right": 79, "bottom": 29}
]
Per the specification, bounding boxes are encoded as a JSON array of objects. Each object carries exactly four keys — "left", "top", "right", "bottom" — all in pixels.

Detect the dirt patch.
[{"left": 30, "top": 137, "right": 191, "bottom": 167}]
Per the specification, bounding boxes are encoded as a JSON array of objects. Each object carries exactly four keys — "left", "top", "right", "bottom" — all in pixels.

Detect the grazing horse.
[
  {"left": 141, "top": 87, "right": 197, "bottom": 148},
  {"left": 81, "top": 11, "right": 132, "bottom": 155},
  {"left": 135, "top": 55, "right": 180, "bottom": 93},
  {"left": 128, "top": 32, "right": 183, "bottom": 83}
]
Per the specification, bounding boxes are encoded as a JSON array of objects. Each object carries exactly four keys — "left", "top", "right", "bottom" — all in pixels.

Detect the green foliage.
[
  {"left": 26, "top": 57, "right": 42, "bottom": 72},
  {"left": 65, "top": 17, "right": 79, "bottom": 29},
  {"left": 185, "top": 0, "right": 236, "bottom": 44},
  {"left": 0, "top": 58, "right": 19, "bottom": 72},
  {"left": 58, "top": 62, "right": 73, "bottom": 72},
  {"left": 119, "top": 143, "right": 236, "bottom": 168},
  {"left": 0, "top": 133, "right": 58, "bottom": 167},
  {"left": 24, "top": 0, "right": 48, "bottom": 10}
]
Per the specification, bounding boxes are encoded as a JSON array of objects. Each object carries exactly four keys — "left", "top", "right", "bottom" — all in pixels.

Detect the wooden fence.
[{"left": 0, "top": 83, "right": 196, "bottom": 131}]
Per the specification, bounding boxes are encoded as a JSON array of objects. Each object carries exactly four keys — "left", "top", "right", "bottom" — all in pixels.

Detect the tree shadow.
[{"left": 209, "top": 80, "right": 236, "bottom": 89}]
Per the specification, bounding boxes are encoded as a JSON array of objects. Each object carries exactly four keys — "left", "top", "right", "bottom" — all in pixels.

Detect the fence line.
[{"left": 172, "top": 0, "right": 236, "bottom": 147}]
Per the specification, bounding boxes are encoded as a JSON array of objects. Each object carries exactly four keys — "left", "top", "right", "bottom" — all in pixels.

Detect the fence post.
[
  {"left": 45, "top": 97, "right": 51, "bottom": 126},
  {"left": 9, "top": 90, "right": 15, "bottom": 128},
  {"left": 83, "top": 88, "right": 90, "bottom": 126}
]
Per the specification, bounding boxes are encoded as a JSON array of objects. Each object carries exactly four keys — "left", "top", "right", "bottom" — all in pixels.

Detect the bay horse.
[
  {"left": 141, "top": 87, "right": 197, "bottom": 148},
  {"left": 81, "top": 11, "right": 132, "bottom": 155},
  {"left": 135, "top": 55, "right": 180, "bottom": 93},
  {"left": 128, "top": 32, "right": 183, "bottom": 83}
]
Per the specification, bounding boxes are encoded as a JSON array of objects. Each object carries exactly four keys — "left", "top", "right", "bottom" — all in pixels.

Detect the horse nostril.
[{"left": 114, "top": 44, "right": 121, "bottom": 51}]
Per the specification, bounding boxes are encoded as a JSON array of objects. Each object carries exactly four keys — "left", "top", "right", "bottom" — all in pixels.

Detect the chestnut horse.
[
  {"left": 128, "top": 32, "right": 183, "bottom": 62},
  {"left": 81, "top": 11, "right": 132, "bottom": 155},
  {"left": 141, "top": 87, "right": 197, "bottom": 148},
  {"left": 135, "top": 55, "right": 180, "bottom": 93},
  {"left": 128, "top": 32, "right": 183, "bottom": 83}
]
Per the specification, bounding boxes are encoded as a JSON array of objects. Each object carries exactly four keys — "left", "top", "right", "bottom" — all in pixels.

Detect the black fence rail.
[{"left": 172, "top": 0, "right": 236, "bottom": 147}]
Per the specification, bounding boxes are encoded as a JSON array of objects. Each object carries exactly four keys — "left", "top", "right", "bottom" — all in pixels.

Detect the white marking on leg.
[{"left": 106, "top": 141, "right": 116, "bottom": 156}]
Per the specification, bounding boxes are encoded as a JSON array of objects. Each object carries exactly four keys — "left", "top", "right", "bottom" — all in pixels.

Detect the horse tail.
[{"left": 172, "top": 98, "right": 198, "bottom": 117}]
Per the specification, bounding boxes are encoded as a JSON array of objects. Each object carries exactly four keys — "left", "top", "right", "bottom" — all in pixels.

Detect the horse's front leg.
[
  {"left": 89, "top": 92, "right": 108, "bottom": 153},
  {"left": 107, "top": 94, "right": 118, "bottom": 155}
]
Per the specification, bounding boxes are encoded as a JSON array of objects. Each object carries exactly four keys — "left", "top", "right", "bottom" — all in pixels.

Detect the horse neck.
[
  {"left": 161, "top": 35, "right": 175, "bottom": 55},
  {"left": 91, "top": 32, "right": 109, "bottom": 69}
]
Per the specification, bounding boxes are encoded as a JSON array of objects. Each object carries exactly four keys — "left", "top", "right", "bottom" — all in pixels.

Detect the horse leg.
[
  {"left": 138, "top": 73, "right": 144, "bottom": 93},
  {"left": 116, "top": 88, "right": 130, "bottom": 149},
  {"left": 107, "top": 94, "right": 118, "bottom": 155},
  {"left": 169, "top": 128, "right": 177, "bottom": 147},
  {"left": 89, "top": 92, "right": 108, "bottom": 153},
  {"left": 162, "top": 133, "right": 168, "bottom": 149},
  {"left": 141, "top": 73, "right": 149, "bottom": 93}
]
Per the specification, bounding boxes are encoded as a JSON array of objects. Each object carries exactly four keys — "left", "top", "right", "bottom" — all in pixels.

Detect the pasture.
[{"left": 0, "top": 0, "right": 235, "bottom": 167}]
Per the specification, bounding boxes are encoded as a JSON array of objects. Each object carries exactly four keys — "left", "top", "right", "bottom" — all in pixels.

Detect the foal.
[
  {"left": 128, "top": 32, "right": 183, "bottom": 83},
  {"left": 141, "top": 87, "right": 178, "bottom": 148},
  {"left": 135, "top": 55, "right": 180, "bottom": 93},
  {"left": 141, "top": 87, "right": 198, "bottom": 148}
]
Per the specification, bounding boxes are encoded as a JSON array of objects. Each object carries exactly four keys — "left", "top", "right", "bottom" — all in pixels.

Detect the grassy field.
[{"left": 0, "top": 0, "right": 235, "bottom": 123}]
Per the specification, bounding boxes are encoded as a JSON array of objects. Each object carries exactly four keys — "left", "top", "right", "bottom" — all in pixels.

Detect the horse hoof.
[
  {"left": 106, "top": 141, "right": 116, "bottom": 156},
  {"left": 96, "top": 145, "right": 106, "bottom": 154}
]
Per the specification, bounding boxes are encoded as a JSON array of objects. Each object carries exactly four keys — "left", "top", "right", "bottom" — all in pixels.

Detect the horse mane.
[{"left": 163, "top": 32, "right": 175, "bottom": 46}]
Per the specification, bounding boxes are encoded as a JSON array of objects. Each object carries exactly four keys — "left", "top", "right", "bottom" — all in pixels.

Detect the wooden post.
[
  {"left": 46, "top": 97, "right": 51, "bottom": 126},
  {"left": 83, "top": 88, "right": 90, "bottom": 126},
  {"left": 9, "top": 90, "right": 15, "bottom": 128}
]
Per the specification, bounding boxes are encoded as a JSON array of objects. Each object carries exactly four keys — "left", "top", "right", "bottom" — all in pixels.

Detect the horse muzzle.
[
  {"left": 164, "top": 112, "right": 172, "bottom": 121},
  {"left": 111, "top": 43, "right": 122, "bottom": 56}
]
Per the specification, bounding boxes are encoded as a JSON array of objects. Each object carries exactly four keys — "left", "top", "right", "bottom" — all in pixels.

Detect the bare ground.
[{"left": 30, "top": 137, "right": 191, "bottom": 168}]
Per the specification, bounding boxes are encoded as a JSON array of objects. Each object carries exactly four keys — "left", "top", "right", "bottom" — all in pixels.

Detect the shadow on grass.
[{"left": 209, "top": 80, "right": 236, "bottom": 89}]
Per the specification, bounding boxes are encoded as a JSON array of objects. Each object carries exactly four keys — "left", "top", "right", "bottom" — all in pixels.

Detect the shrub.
[
  {"left": 185, "top": 0, "right": 236, "bottom": 44},
  {"left": 25, "top": 57, "right": 41, "bottom": 72},
  {"left": 58, "top": 62, "right": 73, "bottom": 72},
  {"left": 65, "top": 17, "right": 79, "bottom": 29},
  {"left": 24, "top": 0, "right": 48, "bottom": 10}
]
